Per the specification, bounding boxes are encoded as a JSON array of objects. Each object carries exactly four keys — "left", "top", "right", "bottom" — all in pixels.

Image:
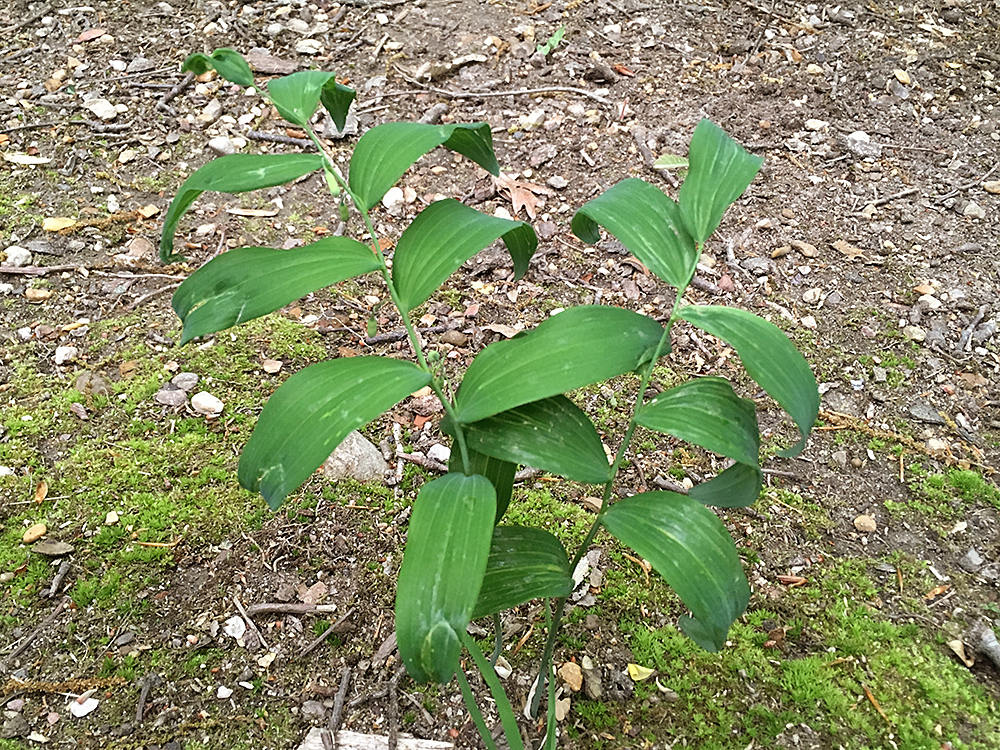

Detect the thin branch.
[
  {"left": 156, "top": 71, "right": 195, "bottom": 115},
  {"left": 298, "top": 607, "right": 356, "bottom": 659},
  {"left": 233, "top": 596, "right": 270, "bottom": 652},
  {"left": 1, "top": 596, "right": 70, "bottom": 672}
]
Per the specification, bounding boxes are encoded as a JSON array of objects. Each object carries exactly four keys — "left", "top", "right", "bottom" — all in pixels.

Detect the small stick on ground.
[
  {"left": 396, "top": 451, "right": 448, "bottom": 474},
  {"left": 387, "top": 665, "right": 406, "bottom": 750},
  {"left": 1, "top": 596, "right": 70, "bottom": 673},
  {"left": 298, "top": 607, "right": 356, "bottom": 659},
  {"left": 246, "top": 602, "right": 339, "bottom": 617},
  {"left": 45, "top": 559, "right": 71, "bottom": 598},
  {"left": 234, "top": 596, "right": 270, "bottom": 652},
  {"left": 330, "top": 666, "right": 352, "bottom": 731},
  {"left": 135, "top": 672, "right": 157, "bottom": 723},
  {"left": 126, "top": 282, "right": 182, "bottom": 311},
  {"left": 0, "top": 4, "right": 53, "bottom": 34},
  {"left": 246, "top": 130, "right": 316, "bottom": 150},
  {"left": 0, "top": 264, "right": 86, "bottom": 276},
  {"left": 156, "top": 71, "right": 195, "bottom": 115},
  {"left": 0, "top": 121, "right": 58, "bottom": 134}
]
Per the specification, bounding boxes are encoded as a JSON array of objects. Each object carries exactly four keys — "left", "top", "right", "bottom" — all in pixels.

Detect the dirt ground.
[{"left": 2, "top": 0, "right": 1000, "bottom": 748}]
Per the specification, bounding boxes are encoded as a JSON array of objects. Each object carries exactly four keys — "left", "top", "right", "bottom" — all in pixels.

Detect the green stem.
[
  {"left": 302, "top": 123, "right": 473, "bottom": 475},
  {"left": 461, "top": 631, "right": 525, "bottom": 750},
  {"left": 529, "top": 290, "right": 688, "bottom": 718},
  {"left": 456, "top": 666, "right": 500, "bottom": 750}
]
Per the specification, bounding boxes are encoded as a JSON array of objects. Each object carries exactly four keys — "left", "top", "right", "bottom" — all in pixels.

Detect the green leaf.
[
  {"left": 172, "top": 238, "right": 380, "bottom": 344},
  {"left": 471, "top": 526, "right": 573, "bottom": 619},
  {"left": 267, "top": 70, "right": 345, "bottom": 129},
  {"left": 392, "top": 199, "right": 537, "bottom": 311},
  {"left": 678, "top": 120, "right": 763, "bottom": 244},
  {"left": 679, "top": 305, "right": 818, "bottom": 457},
  {"left": 238, "top": 357, "right": 430, "bottom": 508},
  {"left": 320, "top": 79, "right": 357, "bottom": 132},
  {"left": 454, "top": 306, "right": 664, "bottom": 423},
  {"left": 635, "top": 377, "right": 759, "bottom": 467},
  {"left": 688, "top": 463, "right": 762, "bottom": 508},
  {"left": 535, "top": 25, "right": 565, "bottom": 56},
  {"left": 601, "top": 491, "right": 750, "bottom": 651},
  {"left": 181, "top": 48, "right": 254, "bottom": 87},
  {"left": 653, "top": 153, "right": 689, "bottom": 170},
  {"left": 396, "top": 473, "right": 496, "bottom": 683},
  {"left": 571, "top": 178, "right": 697, "bottom": 289},
  {"left": 459, "top": 396, "right": 612, "bottom": 484},
  {"left": 159, "top": 153, "right": 324, "bottom": 263},
  {"left": 449, "top": 447, "right": 516, "bottom": 523},
  {"left": 349, "top": 122, "right": 500, "bottom": 210}
]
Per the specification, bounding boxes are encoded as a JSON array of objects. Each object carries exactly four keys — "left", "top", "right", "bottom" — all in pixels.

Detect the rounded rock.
[
  {"left": 23, "top": 523, "right": 47, "bottom": 544},
  {"left": 2, "top": 246, "right": 32, "bottom": 267}
]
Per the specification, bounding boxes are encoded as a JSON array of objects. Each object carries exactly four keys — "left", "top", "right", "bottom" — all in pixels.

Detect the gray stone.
[
  {"left": 32, "top": 539, "right": 74, "bottom": 556},
  {"left": 54, "top": 346, "right": 78, "bottom": 365},
  {"left": 823, "top": 390, "right": 860, "bottom": 416},
  {"left": 154, "top": 386, "right": 188, "bottom": 407},
  {"left": 831, "top": 450, "right": 848, "bottom": 469},
  {"left": 956, "top": 242, "right": 983, "bottom": 253},
  {"left": 126, "top": 57, "right": 156, "bottom": 74},
  {"left": 323, "top": 430, "right": 387, "bottom": 482},
  {"left": 546, "top": 175, "right": 568, "bottom": 190},
  {"left": 1, "top": 711, "right": 29, "bottom": 739},
  {"left": 845, "top": 131, "right": 882, "bottom": 158},
  {"left": 2, "top": 245, "right": 31, "bottom": 267},
  {"left": 300, "top": 700, "right": 327, "bottom": 723},
  {"left": 207, "top": 136, "right": 236, "bottom": 156},
  {"left": 322, "top": 110, "right": 358, "bottom": 140},
  {"left": 171, "top": 372, "right": 199, "bottom": 391},
  {"left": 742, "top": 257, "right": 772, "bottom": 276},
  {"left": 959, "top": 548, "right": 984, "bottom": 573},
  {"left": 908, "top": 402, "right": 945, "bottom": 425}
]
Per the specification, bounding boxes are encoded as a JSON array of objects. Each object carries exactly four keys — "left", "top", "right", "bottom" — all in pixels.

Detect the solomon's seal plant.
[{"left": 160, "top": 48, "right": 819, "bottom": 749}]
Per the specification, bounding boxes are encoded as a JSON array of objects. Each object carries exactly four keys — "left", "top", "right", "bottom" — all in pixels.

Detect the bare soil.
[{"left": 2, "top": 1, "right": 1000, "bottom": 749}]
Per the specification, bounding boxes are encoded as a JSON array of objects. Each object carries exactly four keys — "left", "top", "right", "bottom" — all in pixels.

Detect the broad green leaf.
[
  {"left": 267, "top": 70, "right": 340, "bottom": 129},
  {"left": 454, "top": 306, "right": 665, "bottom": 424},
  {"left": 678, "top": 120, "right": 763, "bottom": 244},
  {"left": 472, "top": 526, "right": 573, "bottom": 619},
  {"left": 392, "top": 199, "right": 537, "bottom": 311},
  {"left": 688, "top": 462, "right": 762, "bottom": 508},
  {"left": 601, "top": 491, "right": 750, "bottom": 651},
  {"left": 449, "top": 447, "right": 516, "bottom": 523},
  {"left": 238, "top": 357, "right": 430, "bottom": 508},
  {"left": 160, "top": 153, "right": 324, "bottom": 262},
  {"left": 396, "top": 473, "right": 496, "bottom": 682},
  {"left": 349, "top": 122, "right": 500, "bottom": 210},
  {"left": 320, "top": 79, "right": 357, "bottom": 132},
  {"left": 636, "top": 377, "right": 759, "bottom": 467},
  {"left": 572, "top": 178, "right": 697, "bottom": 289},
  {"left": 679, "top": 305, "right": 818, "bottom": 457},
  {"left": 458, "top": 396, "right": 612, "bottom": 484},
  {"left": 182, "top": 48, "right": 254, "bottom": 87},
  {"left": 172, "top": 238, "right": 380, "bottom": 344}
]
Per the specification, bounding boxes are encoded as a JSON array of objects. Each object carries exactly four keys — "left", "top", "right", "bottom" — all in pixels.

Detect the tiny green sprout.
[{"left": 536, "top": 25, "right": 566, "bottom": 56}]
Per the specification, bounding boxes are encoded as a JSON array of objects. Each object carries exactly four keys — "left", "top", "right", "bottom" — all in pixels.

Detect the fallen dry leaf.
[
  {"left": 627, "top": 663, "right": 655, "bottom": 681},
  {"left": 2, "top": 152, "right": 52, "bottom": 165},
  {"left": 34, "top": 481, "right": 48, "bottom": 504},
  {"left": 833, "top": 239, "right": 865, "bottom": 259},
  {"left": 494, "top": 173, "right": 552, "bottom": 219},
  {"left": 77, "top": 28, "right": 106, "bottom": 42},
  {"left": 947, "top": 639, "right": 975, "bottom": 667},
  {"left": 43, "top": 217, "right": 77, "bottom": 232},
  {"left": 925, "top": 584, "right": 949, "bottom": 601},
  {"left": 227, "top": 207, "right": 279, "bottom": 217}
]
